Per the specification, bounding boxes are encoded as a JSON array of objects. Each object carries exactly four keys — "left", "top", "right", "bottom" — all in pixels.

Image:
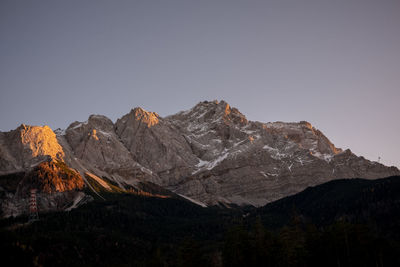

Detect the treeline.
[
  {"left": 2, "top": 214, "right": 400, "bottom": 266},
  {"left": 0, "top": 193, "right": 233, "bottom": 266},
  {"left": 221, "top": 218, "right": 400, "bottom": 267},
  {"left": 2, "top": 175, "right": 400, "bottom": 266}
]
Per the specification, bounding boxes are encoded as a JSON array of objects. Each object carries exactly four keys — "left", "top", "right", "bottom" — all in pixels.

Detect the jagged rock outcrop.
[
  {"left": 62, "top": 114, "right": 160, "bottom": 186},
  {"left": 65, "top": 115, "right": 134, "bottom": 169},
  {"left": 164, "top": 101, "right": 399, "bottom": 206},
  {"left": 0, "top": 124, "right": 64, "bottom": 174},
  {"left": 1, "top": 100, "right": 399, "bottom": 215},
  {"left": 115, "top": 107, "right": 199, "bottom": 185}
]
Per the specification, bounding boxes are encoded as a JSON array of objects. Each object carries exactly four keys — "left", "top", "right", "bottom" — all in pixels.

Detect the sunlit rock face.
[
  {"left": 0, "top": 124, "right": 64, "bottom": 174},
  {"left": 1, "top": 160, "right": 87, "bottom": 218},
  {"left": 1, "top": 100, "right": 399, "bottom": 215},
  {"left": 19, "top": 160, "right": 85, "bottom": 195},
  {"left": 131, "top": 107, "right": 160, "bottom": 127},
  {"left": 0, "top": 125, "right": 87, "bottom": 218}
]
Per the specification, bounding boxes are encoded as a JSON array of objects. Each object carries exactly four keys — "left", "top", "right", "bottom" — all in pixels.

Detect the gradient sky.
[{"left": 1, "top": 0, "right": 399, "bottom": 168}]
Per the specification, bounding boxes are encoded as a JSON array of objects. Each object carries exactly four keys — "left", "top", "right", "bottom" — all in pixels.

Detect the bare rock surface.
[
  {"left": 0, "top": 124, "right": 64, "bottom": 174},
  {"left": 164, "top": 100, "right": 399, "bottom": 206},
  {"left": 62, "top": 114, "right": 160, "bottom": 187},
  {"left": 1, "top": 99, "right": 399, "bottom": 216},
  {"left": 115, "top": 107, "right": 199, "bottom": 186}
]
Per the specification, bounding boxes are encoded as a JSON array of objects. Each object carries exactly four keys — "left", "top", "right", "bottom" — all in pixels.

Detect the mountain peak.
[
  {"left": 66, "top": 114, "right": 114, "bottom": 133},
  {"left": 88, "top": 114, "right": 112, "bottom": 123},
  {"left": 299, "top": 120, "right": 313, "bottom": 129},
  {"left": 266, "top": 121, "right": 342, "bottom": 156},
  {"left": 0, "top": 124, "right": 65, "bottom": 174},
  {"left": 18, "top": 124, "right": 65, "bottom": 161},
  {"left": 171, "top": 100, "right": 248, "bottom": 126},
  {"left": 130, "top": 107, "right": 160, "bottom": 127},
  {"left": 1, "top": 100, "right": 399, "bottom": 216}
]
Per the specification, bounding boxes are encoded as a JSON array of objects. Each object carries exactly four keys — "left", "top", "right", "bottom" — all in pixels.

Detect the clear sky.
[{"left": 1, "top": 0, "right": 399, "bottom": 168}]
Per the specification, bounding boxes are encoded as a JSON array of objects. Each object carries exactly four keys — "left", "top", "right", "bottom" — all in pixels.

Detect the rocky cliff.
[
  {"left": 163, "top": 101, "right": 399, "bottom": 206},
  {"left": 0, "top": 100, "right": 398, "bottom": 217},
  {"left": 0, "top": 124, "right": 64, "bottom": 174}
]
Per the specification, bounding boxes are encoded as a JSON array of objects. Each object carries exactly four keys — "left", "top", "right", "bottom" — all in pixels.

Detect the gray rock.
[
  {"left": 115, "top": 107, "right": 199, "bottom": 186},
  {"left": 164, "top": 100, "right": 399, "bottom": 206},
  {"left": 1, "top": 100, "right": 399, "bottom": 216}
]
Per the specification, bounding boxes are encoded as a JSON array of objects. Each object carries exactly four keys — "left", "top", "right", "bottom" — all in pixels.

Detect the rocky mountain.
[
  {"left": 163, "top": 101, "right": 398, "bottom": 206},
  {"left": 0, "top": 100, "right": 398, "bottom": 217},
  {"left": 0, "top": 124, "right": 64, "bottom": 173}
]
